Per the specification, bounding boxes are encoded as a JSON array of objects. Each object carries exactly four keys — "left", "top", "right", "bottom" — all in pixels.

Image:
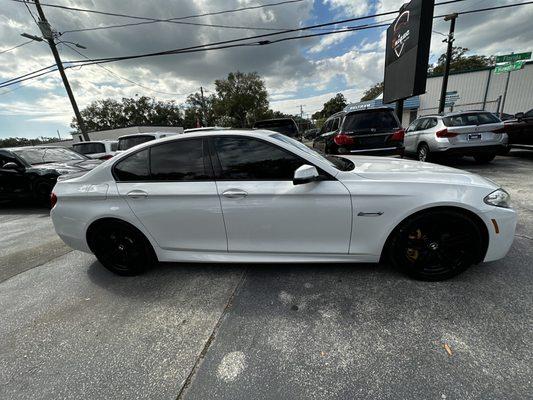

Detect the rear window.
[
  {"left": 73, "top": 142, "right": 105, "bottom": 155},
  {"left": 253, "top": 120, "right": 298, "bottom": 135},
  {"left": 342, "top": 110, "right": 399, "bottom": 133},
  {"left": 443, "top": 112, "right": 500, "bottom": 127},
  {"left": 118, "top": 135, "right": 155, "bottom": 151}
]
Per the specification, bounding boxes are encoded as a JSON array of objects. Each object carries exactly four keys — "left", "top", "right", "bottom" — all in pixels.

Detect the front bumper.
[{"left": 482, "top": 206, "right": 517, "bottom": 262}]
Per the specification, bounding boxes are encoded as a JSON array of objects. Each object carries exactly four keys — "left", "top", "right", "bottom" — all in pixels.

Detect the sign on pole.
[
  {"left": 383, "top": 0, "right": 435, "bottom": 104},
  {"left": 445, "top": 91, "right": 460, "bottom": 106},
  {"left": 495, "top": 60, "right": 526, "bottom": 74},
  {"left": 495, "top": 52, "right": 531, "bottom": 64}
]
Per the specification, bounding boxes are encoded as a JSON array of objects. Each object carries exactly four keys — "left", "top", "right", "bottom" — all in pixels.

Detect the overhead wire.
[{"left": 0, "top": 39, "right": 34, "bottom": 55}]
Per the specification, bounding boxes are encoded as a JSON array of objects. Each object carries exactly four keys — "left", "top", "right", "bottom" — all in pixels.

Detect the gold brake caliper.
[{"left": 406, "top": 229, "right": 422, "bottom": 262}]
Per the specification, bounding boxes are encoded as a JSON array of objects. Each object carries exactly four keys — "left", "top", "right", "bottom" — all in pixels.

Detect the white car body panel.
[{"left": 50, "top": 131, "right": 517, "bottom": 266}]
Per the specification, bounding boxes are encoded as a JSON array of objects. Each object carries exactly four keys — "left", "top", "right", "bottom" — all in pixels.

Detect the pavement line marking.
[{"left": 175, "top": 266, "right": 249, "bottom": 400}]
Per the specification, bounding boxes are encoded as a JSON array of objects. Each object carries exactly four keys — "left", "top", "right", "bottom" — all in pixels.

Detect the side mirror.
[
  {"left": 293, "top": 164, "right": 319, "bottom": 185},
  {"left": 2, "top": 162, "right": 22, "bottom": 171},
  {"left": 515, "top": 112, "right": 525, "bottom": 120}
]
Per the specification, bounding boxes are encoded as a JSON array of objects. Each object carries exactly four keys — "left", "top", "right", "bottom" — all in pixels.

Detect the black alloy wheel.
[
  {"left": 473, "top": 153, "right": 497, "bottom": 164},
  {"left": 389, "top": 210, "right": 483, "bottom": 281},
  {"left": 89, "top": 222, "right": 154, "bottom": 276},
  {"left": 34, "top": 181, "right": 53, "bottom": 206}
]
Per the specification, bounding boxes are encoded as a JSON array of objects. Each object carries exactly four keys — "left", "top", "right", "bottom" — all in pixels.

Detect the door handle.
[
  {"left": 222, "top": 189, "right": 248, "bottom": 199},
  {"left": 126, "top": 190, "right": 148, "bottom": 199}
]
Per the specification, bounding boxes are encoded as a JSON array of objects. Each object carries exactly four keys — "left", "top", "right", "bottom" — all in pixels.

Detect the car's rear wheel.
[
  {"left": 33, "top": 180, "right": 53, "bottom": 206},
  {"left": 417, "top": 143, "right": 431, "bottom": 162},
  {"left": 473, "top": 153, "right": 497, "bottom": 164},
  {"left": 388, "top": 210, "right": 483, "bottom": 281},
  {"left": 88, "top": 220, "right": 155, "bottom": 276}
]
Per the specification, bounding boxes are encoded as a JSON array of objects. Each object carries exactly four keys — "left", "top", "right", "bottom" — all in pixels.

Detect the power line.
[
  {"left": 3, "top": 0, "right": 531, "bottom": 89},
  {"left": 0, "top": 39, "right": 33, "bottom": 54},
  {"left": 59, "top": 41, "right": 195, "bottom": 96},
  {"left": 22, "top": 0, "right": 38, "bottom": 24}
]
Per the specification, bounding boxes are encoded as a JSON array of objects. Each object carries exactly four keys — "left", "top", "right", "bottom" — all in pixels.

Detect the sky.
[{"left": 1, "top": 0, "right": 532, "bottom": 139}]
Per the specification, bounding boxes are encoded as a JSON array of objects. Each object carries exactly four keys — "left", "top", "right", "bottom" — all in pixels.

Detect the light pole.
[{"left": 438, "top": 13, "right": 458, "bottom": 114}]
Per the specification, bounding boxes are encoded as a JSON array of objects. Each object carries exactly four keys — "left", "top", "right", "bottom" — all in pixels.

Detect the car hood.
[
  {"left": 339, "top": 156, "right": 499, "bottom": 188},
  {"left": 31, "top": 159, "right": 102, "bottom": 173}
]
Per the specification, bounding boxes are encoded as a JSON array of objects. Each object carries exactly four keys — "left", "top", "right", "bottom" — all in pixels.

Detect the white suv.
[
  {"left": 116, "top": 132, "right": 179, "bottom": 152},
  {"left": 72, "top": 140, "right": 118, "bottom": 160},
  {"left": 405, "top": 111, "right": 507, "bottom": 163}
]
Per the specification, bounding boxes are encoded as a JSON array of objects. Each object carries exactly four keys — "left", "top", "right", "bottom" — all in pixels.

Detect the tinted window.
[
  {"left": 525, "top": 109, "right": 533, "bottom": 118},
  {"left": 118, "top": 135, "right": 154, "bottom": 151},
  {"left": 343, "top": 110, "right": 399, "bottom": 133},
  {"left": 114, "top": 149, "right": 150, "bottom": 181},
  {"left": 331, "top": 118, "right": 340, "bottom": 131},
  {"left": 215, "top": 137, "right": 305, "bottom": 180},
  {"left": 111, "top": 142, "right": 118, "bottom": 151},
  {"left": 12, "top": 147, "right": 86, "bottom": 165},
  {"left": 73, "top": 143, "right": 105, "bottom": 155},
  {"left": 321, "top": 119, "right": 333, "bottom": 133},
  {"left": 443, "top": 112, "right": 500, "bottom": 127},
  {"left": 150, "top": 139, "right": 209, "bottom": 181}
]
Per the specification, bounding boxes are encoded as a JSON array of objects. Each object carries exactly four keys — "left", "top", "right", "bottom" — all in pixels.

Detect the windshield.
[
  {"left": 270, "top": 133, "right": 354, "bottom": 172},
  {"left": 254, "top": 120, "right": 298, "bottom": 135},
  {"left": 118, "top": 135, "right": 154, "bottom": 151},
  {"left": 343, "top": 110, "right": 399, "bottom": 133},
  {"left": 12, "top": 147, "right": 87, "bottom": 165},
  {"left": 443, "top": 112, "right": 500, "bottom": 127}
]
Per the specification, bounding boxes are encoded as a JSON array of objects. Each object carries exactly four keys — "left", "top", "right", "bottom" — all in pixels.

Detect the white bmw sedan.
[{"left": 50, "top": 130, "right": 516, "bottom": 281}]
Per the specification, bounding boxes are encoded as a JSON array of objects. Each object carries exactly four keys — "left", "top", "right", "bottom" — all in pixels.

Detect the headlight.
[
  {"left": 55, "top": 169, "right": 72, "bottom": 175},
  {"left": 484, "top": 189, "right": 511, "bottom": 208}
]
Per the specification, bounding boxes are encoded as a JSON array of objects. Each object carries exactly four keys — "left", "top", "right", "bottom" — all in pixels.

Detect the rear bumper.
[
  {"left": 437, "top": 144, "right": 506, "bottom": 156},
  {"left": 338, "top": 146, "right": 404, "bottom": 157}
]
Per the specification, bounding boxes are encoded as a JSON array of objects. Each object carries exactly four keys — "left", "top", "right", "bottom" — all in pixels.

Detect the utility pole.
[
  {"left": 438, "top": 13, "right": 458, "bottom": 114},
  {"left": 32, "top": 0, "right": 89, "bottom": 141},
  {"left": 200, "top": 86, "right": 206, "bottom": 127}
]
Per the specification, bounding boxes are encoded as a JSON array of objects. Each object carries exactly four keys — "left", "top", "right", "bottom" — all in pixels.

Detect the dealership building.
[{"left": 347, "top": 61, "right": 533, "bottom": 127}]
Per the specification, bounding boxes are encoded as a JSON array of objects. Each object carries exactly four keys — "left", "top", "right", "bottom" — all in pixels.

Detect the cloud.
[{"left": 323, "top": 0, "right": 372, "bottom": 17}]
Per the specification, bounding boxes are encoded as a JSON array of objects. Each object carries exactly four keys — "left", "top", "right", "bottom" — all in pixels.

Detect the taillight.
[
  {"left": 50, "top": 192, "right": 57, "bottom": 208},
  {"left": 333, "top": 133, "right": 355, "bottom": 146},
  {"left": 436, "top": 128, "right": 457, "bottom": 138},
  {"left": 390, "top": 129, "right": 405, "bottom": 141},
  {"left": 99, "top": 154, "right": 113, "bottom": 160}
]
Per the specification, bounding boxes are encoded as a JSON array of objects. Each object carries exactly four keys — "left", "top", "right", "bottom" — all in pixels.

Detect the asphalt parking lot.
[{"left": 1, "top": 152, "right": 532, "bottom": 400}]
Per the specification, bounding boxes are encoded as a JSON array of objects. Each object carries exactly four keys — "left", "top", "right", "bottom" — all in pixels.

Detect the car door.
[
  {"left": 211, "top": 136, "right": 352, "bottom": 254},
  {"left": 313, "top": 119, "right": 333, "bottom": 152},
  {"left": 114, "top": 138, "right": 227, "bottom": 252},
  {"left": 404, "top": 120, "right": 420, "bottom": 152}
]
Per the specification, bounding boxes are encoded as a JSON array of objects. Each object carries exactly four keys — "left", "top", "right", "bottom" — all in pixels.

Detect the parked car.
[
  {"left": 312, "top": 107, "right": 404, "bottom": 156},
  {"left": 404, "top": 111, "right": 507, "bottom": 163},
  {"left": 117, "top": 132, "right": 178, "bottom": 152},
  {"left": 51, "top": 130, "right": 516, "bottom": 281},
  {"left": 72, "top": 140, "right": 118, "bottom": 160},
  {"left": 502, "top": 109, "right": 533, "bottom": 150},
  {"left": 0, "top": 146, "right": 101, "bottom": 205},
  {"left": 303, "top": 128, "right": 319, "bottom": 140},
  {"left": 253, "top": 118, "right": 299, "bottom": 138}
]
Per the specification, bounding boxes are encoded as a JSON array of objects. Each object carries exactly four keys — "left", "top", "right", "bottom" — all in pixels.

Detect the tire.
[
  {"left": 473, "top": 153, "right": 496, "bottom": 164},
  {"left": 417, "top": 143, "right": 431, "bottom": 162},
  {"left": 388, "top": 210, "right": 483, "bottom": 281},
  {"left": 88, "top": 220, "right": 155, "bottom": 276}
]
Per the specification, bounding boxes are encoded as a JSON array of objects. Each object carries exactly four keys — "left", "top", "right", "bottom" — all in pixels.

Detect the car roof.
[
  {"left": 0, "top": 145, "right": 67, "bottom": 151},
  {"left": 254, "top": 118, "right": 296, "bottom": 123},
  {"left": 73, "top": 140, "right": 117, "bottom": 144},
  {"left": 117, "top": 132, "right": 161, "bottom": 139}
]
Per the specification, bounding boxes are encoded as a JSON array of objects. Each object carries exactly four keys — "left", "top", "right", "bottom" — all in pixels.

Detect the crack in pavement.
[{"left": 175, "top": 267, "right": 249, "bottom": 400}]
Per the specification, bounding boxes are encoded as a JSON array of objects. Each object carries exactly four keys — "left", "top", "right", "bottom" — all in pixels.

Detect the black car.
[
  {"left": 503, "top": 108, "right": 533, "bottom": 150},
  {"left": 312, "top": 107, "right": 405, "bottom": 156},
  {"left": 0, "top": 146, "right": 101, "bottom": 205},
  {"left": 253, "top": 118, "right": 300, "bottom": 138}
]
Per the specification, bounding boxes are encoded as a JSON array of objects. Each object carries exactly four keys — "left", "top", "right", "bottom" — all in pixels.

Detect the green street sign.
[
  {"left": 495, "top": 61, "right": 526, "bottom": 74},
  {"left": 495, "top": 52, "right": 531, "bottom": 63}
]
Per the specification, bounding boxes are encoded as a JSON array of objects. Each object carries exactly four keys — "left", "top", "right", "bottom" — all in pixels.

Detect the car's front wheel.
[
  {"left": 388, "top": 210, "right": 484, "bottom": 281},
  {"left": 88, "top": 220, "right": 155, "bottom": 276}
]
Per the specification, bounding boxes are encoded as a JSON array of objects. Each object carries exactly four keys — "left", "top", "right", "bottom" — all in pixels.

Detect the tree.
[
  {"left": 213, "top": 71, "right": 269, "bottom": 127},
  {"left": 183, "top": 91, "right": 216, "bottom": 129},
  {"left": 312, "top": 93, "right": 347, "bottom": 120},
  {"left": 361, "top": 82, "right": 384, "bottom": 101},
  {"left": 71, "top": 96, "right": 183, "bottom": 133},
  {"left": 429, "top": 47, "right": 492, "bottom": 75},
  {"left": 0, "top": 137, "right": 61, "bottom": 148}
]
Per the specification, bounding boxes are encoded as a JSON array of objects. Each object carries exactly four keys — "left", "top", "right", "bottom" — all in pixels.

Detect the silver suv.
[{"left": 405, "top": 111, "right": 507, "bottom": 163}]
